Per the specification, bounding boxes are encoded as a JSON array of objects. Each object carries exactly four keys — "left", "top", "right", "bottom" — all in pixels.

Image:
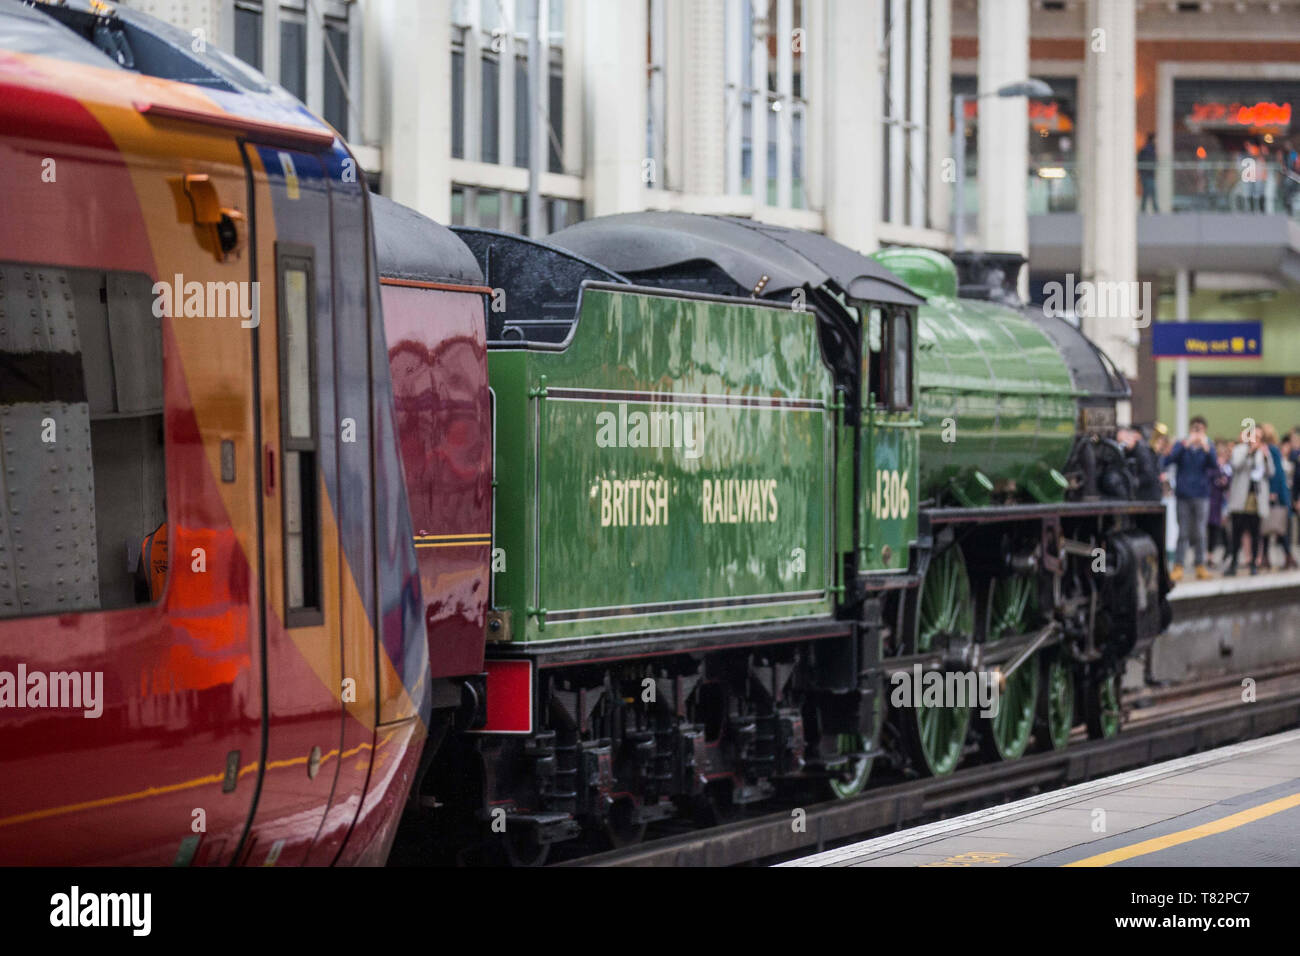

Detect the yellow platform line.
[{"left": 1064, "top": 789, "right": 1300, "bottom": 866}]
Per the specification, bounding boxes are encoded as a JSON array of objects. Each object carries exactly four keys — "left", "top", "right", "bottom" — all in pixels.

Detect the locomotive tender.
[{"left": 0, "top": 0, "right": 1168, "bottom": 866}]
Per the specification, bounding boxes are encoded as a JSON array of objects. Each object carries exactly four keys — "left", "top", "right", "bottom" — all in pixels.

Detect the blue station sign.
[{"left": 1152, "top": 321, "right": 1262, "bottom": 359}]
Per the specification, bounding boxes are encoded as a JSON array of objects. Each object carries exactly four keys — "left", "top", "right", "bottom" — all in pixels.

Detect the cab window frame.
[{"left": 275, "top": 243, "right": 324, "bottom": 628}]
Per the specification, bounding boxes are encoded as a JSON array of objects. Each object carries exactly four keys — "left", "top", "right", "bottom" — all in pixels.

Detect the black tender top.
[
  {"left": 372, "top": 194, "right": 483, "bottom": 286},
  {"left": 453, "top": 227, "right": 627, "bottom": 346},
  {"left": 547, "top": 212, "right": 925, "bottom": 307}
]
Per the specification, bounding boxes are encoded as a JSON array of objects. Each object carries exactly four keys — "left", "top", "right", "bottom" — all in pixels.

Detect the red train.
[{"left": 0, "top": 0, "right": 491, "bottom": 865}]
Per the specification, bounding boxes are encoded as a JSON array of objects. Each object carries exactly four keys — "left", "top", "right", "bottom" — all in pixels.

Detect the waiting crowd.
[{"left": 1125, "top": 418, "right": 1300, "bottom": 580}]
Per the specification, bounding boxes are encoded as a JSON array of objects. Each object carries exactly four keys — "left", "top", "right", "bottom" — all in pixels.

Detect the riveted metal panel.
[{"left": 0, "top": 403, "right": 100, "bottom": 617}]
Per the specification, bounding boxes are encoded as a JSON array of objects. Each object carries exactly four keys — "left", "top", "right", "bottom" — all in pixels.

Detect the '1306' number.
[{"left": 873, "top": 469, "right": 910, "bottom": 520}]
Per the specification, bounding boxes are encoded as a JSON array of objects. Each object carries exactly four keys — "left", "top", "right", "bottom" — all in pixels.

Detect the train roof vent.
[
  {"left": 871, "top": 247, "right": 958, "bottom": 299},
  {"left": 452, "top": 228, "right": 628, "bottom": 348}
]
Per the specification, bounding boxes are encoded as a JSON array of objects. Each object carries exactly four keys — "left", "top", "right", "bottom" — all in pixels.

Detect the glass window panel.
[
  {"left": 549, "top": 0, "right": 564, "bottom": 43},
  {"left": 892, "top": 312, "right": 911, "bottom": 408},
  {"left": 322, "top": 19, "right": 349, "bottom": 132},
  {"left": 0, "top": 264, "right": 167, "bottom": 617},
  {"left": 283, "top": 268, "right": 312, "bottom": 440},
  {"left": 476, "top": 189, "right": 501, "bottom": 228},
  {"left": 234, "top": 6, "right": 262, "bottom": 70},
  {"left": 548, "top": 58, "right": 563, "bottom": 172},
  {"left": 452, "top": 49, "right": 465, "bottom": 158},
  {"left": 515, "top": 54, "right": 529, "bottom": 168},
  {"left": 481, "top": 56, "right": 500, "bottom": 163},
  {"left": 284, "top": 449, "right": 304, "bottom": 609},
  {"left": 280, "top": 18, "right": 306, "bottom": 101}
]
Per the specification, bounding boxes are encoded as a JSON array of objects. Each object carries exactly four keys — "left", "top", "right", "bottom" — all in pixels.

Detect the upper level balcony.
[{"left": 957, "top": 160, "right": 1300, "bottom": 280}]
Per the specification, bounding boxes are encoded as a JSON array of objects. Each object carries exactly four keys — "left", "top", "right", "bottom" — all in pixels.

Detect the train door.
[
  {"left": 237, "top": 143, "right": 347, "bottom": 866},
  {"left": 860, "top": 303, "right": 920, "bottom": 573}
]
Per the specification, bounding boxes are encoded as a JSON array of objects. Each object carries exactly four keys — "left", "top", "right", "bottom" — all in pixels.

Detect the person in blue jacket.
[
  {"left": 1261, "top": 424, "right": 1295, "bottom": 570},
  {"left": 1161, "top": 415, "right": 1215, "bottom": 581}
]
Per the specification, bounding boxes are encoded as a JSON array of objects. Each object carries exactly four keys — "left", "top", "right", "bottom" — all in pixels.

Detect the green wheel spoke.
[
  {"left": 982, "top": 574, "right": 1039, "bottom": 761},
  {"left": 900, "top": 549, "right": 973, "bottom": 777}
]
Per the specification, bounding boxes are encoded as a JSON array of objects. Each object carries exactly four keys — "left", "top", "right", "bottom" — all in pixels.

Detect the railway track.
[{"left": 555, "top": 667, "right": 1300, "bottom": 867}]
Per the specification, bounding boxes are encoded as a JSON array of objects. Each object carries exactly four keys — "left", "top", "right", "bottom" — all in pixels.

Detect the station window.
[
  {"left": 279, "top": 9, "right": 307, "bottom": 101},
  {"left": 0, "top": 264, "right": 166, "bottom": 619},
  {"left": 450, "top": 0, "right": 566, "bottom": 173},
  {"left": 227, "top": 2, "right": 355, "bottom": 139},
  {"left": 720, "top": 0, "right": 811, "bottom": 208},
  {"left": 234, "top": 1, "right": 263, "bottom": 70},
  {"left": 276, "top": 247, "right": 322, "bottom": 624},
  {"left": 880, "top": 0, "right": 931, "bottom": 228}
]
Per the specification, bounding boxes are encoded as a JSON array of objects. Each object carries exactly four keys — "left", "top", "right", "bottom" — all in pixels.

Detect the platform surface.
[{"left": 782, "top": 728, "right": 1300, "bottom": 867}]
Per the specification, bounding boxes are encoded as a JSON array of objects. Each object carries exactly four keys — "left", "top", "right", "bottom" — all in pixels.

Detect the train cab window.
[
  {"left": 863, "top": 305, "right": 912, "bottom": 412},
  {"left": 277, "top": 248, "right": 322, "bottom": 624},
  {"left": 890, "top": 310, "right": 913, "bottom": 410},
  {"left": 0, "top": 264, "right": 166, "bottom": 619},
  {"left": 864, "top": 306, "right": 885, "bottom": 408}
]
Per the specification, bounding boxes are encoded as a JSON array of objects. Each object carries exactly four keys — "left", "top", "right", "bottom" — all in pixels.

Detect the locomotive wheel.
[
  {"left": 501, "top": 826, "right": 551, "bottom": 867},
  {"left": 1035, "top": 652, "right": 1075, "bottom": 751},
  {"left": 824, "top": 683, "right": 885, "bottom": 800},
  {"left": 1085, "top": 669, "right": 1122, "bottom": 740},
  {"left": 898, "top": 547, "right": 973, "bottom": 777},
  {"left": 977, "top": 575, "right": 1040, "bottom": 761},
  {"left": 600, "top": 799, "right": 648, "bottom": 849}
]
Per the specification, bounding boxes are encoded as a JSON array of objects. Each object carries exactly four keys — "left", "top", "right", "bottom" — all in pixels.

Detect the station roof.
[{"left": 548, "top": 211, "right": 926, "bottom": 307}]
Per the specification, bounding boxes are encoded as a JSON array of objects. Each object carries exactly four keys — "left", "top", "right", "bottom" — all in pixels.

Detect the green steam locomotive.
[{"left": 416, "top": 212, "right": 1169, "bottom": 863}]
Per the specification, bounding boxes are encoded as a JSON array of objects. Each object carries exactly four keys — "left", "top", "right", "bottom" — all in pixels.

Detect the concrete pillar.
[
  {"left": 584, "top": 0, "right": 647, "bottom": 216},
  {"left": 306, "top": 0, "right": 325, "bottom": 115},
  {"left": 382, "top": 0, "right": 451, "bottom": 222},
  {"left": 977, "top": 0, "right": 1029, "bottom": 288},
  {"left": 361, "top": 0, "right": 384, "bottom": 149},
  {"left": 1082, "top": 0, "right": 1138, "bottom": 381},
  {"left": 562, "top": 0, "right": 585, "bottom": 176},
  {"left": 928, "top": 0, "right": 951, "bottom": 236},
  {"left": 823, "top": 0, "right": 880, "bottom": 253},
  {"left": 803, "top": 0, "right": 826, "bottom": 212}
]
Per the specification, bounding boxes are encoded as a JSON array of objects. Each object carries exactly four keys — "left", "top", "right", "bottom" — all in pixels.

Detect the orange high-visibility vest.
[{"left": 140, "top": 522, "right": 168, "bottom": 602}]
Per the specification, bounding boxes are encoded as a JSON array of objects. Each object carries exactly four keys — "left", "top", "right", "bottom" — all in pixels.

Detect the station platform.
[
  {"left": 1138, "top": 567, "right": 1300, "bottom": 687},
  {"left": 782, "top": 728, "right": 1300, "bottom": 867}
]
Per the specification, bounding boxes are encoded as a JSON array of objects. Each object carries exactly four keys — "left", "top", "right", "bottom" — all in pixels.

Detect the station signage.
[{"left": 1152, "top": 321, "right": 1261, "bottom": 359}]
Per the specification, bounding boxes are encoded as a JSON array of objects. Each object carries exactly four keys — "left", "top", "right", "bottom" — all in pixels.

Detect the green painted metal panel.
[
  {"left": 489, "top": 287, "right": 837, "bottom": 643},
  {"left": 915, "top": 297, "right": 1077, "bottom": 504},
  {"left": 873, "top": 247, "right": 1078, "bottom": 506}
]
